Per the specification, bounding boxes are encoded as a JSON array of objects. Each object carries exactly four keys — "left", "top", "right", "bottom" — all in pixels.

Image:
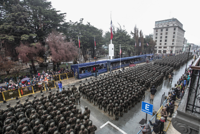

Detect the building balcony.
[{"left": 172, "top": 57, "right": 200, "bottom": 134}]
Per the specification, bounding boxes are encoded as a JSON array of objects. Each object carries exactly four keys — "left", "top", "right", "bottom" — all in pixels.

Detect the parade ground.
[{"left": 0, "top": 59, "right": 192, "bottom": 134}]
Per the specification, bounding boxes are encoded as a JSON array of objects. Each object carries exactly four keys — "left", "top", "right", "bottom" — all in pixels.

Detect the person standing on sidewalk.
[
  {"left": 58, "top": 81, "right": 62, "bottom": 92},
  {"left": 150, "top": 85, "right": 157, "bottom": 102}
]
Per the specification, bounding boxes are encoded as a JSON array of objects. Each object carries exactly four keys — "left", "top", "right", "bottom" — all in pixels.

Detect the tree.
[
  {"left": 60, "top": 19, "right": 104, "bottom": 62},
  {"left": 0, "top": 55, "right": 15, "bottom": 74},
  {"left": 24, "top": 0, "right": 66, "bottom": 45},
  {"left": 46, "top": 31, "right": 78, "bottom": 71},
  {"left": 15, "top": 42, "right": 45, "bottom": 74},
  {"left": 144, "top": 34, "right": 156, "bottom": 53},
  {"left": 0, "top": 1, "right": 35, "bottom": 58}
]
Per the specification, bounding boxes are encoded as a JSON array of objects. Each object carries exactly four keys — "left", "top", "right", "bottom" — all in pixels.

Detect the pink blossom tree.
[
  {"left": 15, "top": 42, "right": 45, "bottom": 74},
  {"left": 46, "top": 31, "right": 78, "bottom": 71}
]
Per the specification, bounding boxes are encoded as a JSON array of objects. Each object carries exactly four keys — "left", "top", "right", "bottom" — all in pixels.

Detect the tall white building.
[{"left": 153, "top": 18, "right": 185, "bottom": 54}]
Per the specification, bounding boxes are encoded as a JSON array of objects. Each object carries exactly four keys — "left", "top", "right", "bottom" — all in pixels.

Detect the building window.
[
  {"left": 171, "top": 46, "right": 174, "bottom": 48},
  {"left": 173, "top": 35, "right": 175, "bottom": 38},
  {"left": 156, "top": 33, "right": 157, "bottom": 35},
  {"left": 155, "top": 40, "right": 157, "bottom": 42},
  {"left": 164, "top": 47, "right": 167, "bottom": 48},
  {"left": 172, "top": 43, "right": 174, "bottom": 45},
  {"left": 160, "top": 33, "right": 162, "bottom": 35},
  {"left": 166, "top": 28, "right": 168, "bottom": 31},
  {"left": 155, "top": 37, "right": 157, "bottom": 39},
  {"left": 159, "top": 47, "right": 162, "bottom": 48},
  {"left": 172, "top": 39, "right": 174, "bottom": 42},
  {"left": 160, "top": 43, "right": 162, "bottom": 45},
  {"left": 165, "top": 36, "right": 167, "bottom": 38},
  {"left": 165, "top": 40, "right": 167, "bottom": 42},
  {"left": 156, "top": 30, "right": 158, "bottom": 32},
  {"left": 165, "top": 43, "right": 167, "bottom": 45},
  {"left": 160, "top": 40, "right": 162, "bottom": 42},
  {"left": 173, "top": 32, "right": 175, "bottom": 34},
  {"left": 161, "top": 29, "right": 163, "bottom": 32},
  {"left": 174, "top": 28, "right": 176, "bottom": 30},
  {"left": 160, "top": 36, "right": 162, "bottom": 39},
  {"left": 166, "top": 32, "right": 168, "bottom": 35}
]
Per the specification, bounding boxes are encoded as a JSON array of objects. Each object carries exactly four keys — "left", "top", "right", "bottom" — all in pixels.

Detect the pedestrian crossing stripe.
[{"left": 100, "top": 121, "right": 127, "bottom": 134}]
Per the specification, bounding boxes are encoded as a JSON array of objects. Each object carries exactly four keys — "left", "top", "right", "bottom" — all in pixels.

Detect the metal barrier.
[
  {"left": 34, "top": 83, "right": 46, "bottom": 93},
  {"left": 2, "top": 89, "right": 20, "bottom": 101},
  {"left": 47, "top": 80, "right": 56, "bottom": 88},
  {"left": 19, "top": 86, "right": 34, "bottom": 97},
  {"left": 60, "top": 73, "right": 67, "bottom": 80},
  {"left": 0, "top": 93, "right": 4, "bottom": 102},
  {"left": 53, "top": 75, "right": 60, "bottom": 81},
  {"left": 67, "top": 72, "right": 74, "bottom": 78}
]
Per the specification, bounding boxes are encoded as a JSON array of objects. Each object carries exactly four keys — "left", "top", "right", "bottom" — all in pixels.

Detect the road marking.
[{"left": 100, "top": 121, "right": 127, "bottom": 134}]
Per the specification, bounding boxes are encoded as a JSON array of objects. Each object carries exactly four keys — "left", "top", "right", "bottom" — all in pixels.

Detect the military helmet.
[
  {"left": 70, "top": 113, "right": 74, "bottom": 117},
  {"left": 56, "top": 111, "right": 61, "bottom": 115},
  {"left": 7, "top": 112, "right": 13, "bottom": 117},
  {"left": 60, "top": 117, "right": 65, "bottom": 122},
  {"left": 22, "top": 126, "right": 28, "bottom": 132},
  {"left": 47, "top": 115, "right": 52, "bottom": 120},
  {"left": 81, "top": 125, "right": 85, "bottom": 130},
  {"left": 35, "top": 120, "right": 40, "bottom": 125},
  {"left": 50, "top": 122, "right": 55, "bottom": 127},
  {"left": 6, "top": 126, "right": 12, "bottom": 132},
  {"left": 19, "top": 119, "right": 24, "bottom": 125},
  {"left": 39, "top": 127, "right": 44, "bottom": 133},
  {"left": 4, "top": 119, "right": 11, "bottom": 125}
]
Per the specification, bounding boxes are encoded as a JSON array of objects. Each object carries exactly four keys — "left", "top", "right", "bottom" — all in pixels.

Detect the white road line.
[{"left": 100, "top": 121, "right": 127, "bottom": 134}]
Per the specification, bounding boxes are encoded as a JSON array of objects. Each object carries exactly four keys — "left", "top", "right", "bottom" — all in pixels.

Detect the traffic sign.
[{"left": 141, "top": 101, "right": 153, "bottom": 115}]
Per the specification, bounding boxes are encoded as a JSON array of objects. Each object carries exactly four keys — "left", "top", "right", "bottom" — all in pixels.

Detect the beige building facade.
[{"left": 153, "top": 18, "right": 185, "bottom": 54}]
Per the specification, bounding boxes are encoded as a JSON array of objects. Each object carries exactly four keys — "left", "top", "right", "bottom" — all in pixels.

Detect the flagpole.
[
  {"left": 120, "top": 44, "right": 121, "bottom": 71},
  {"left": 78, "top": 36, "right": 79, "bottom": 79}
]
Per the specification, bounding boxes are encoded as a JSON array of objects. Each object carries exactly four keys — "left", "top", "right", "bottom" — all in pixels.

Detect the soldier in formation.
[{"left": 0, "top": 88, "right": 96, "bottom": 134}]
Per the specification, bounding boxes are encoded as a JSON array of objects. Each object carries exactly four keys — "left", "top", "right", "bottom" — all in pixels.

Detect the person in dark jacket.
[
  {"left": 149, "top": 119, "right": 160, "bottom": 134},
  {"left": 140, "top": 124, "right": 152, "bottom": 134},
  {"left": 159, "top": 117, "right": 165, "bottom": 134},
  {"left": 150, "top": 85, "right": 157, "bottom": 101},
  {"left": 169, "top": 101, "right": 175, "bottom": 117}
]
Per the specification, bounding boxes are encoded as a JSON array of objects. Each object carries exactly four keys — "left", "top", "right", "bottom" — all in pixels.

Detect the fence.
[
  {"left": 2, "top": 89, "right": 20, "bottom": 101},
  {"left": 67, "top": 72, "right": 74, "bottom": 78},
  {"left": 53, "top": 75, "right": 60, "bottom": 81},
  {"left": 60, "top": 73, "right": 67, "bottom": 80},
  {"left": 47, "top": 80, "right": 56, "bottom": 89},
  {"left": 0, "top": 93, "right": 3, "bottom": 102},
  {"left": 1, "top": 81, "right": 51, "bottom": 102},
  {"left": 19, "top": 86, "right": 34, "bottom": 97}
]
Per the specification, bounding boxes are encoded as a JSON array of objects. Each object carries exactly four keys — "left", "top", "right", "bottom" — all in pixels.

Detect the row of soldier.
[
  {"left": 78, "top": 53, "right": 192, "bottom": 120},
  {"left": 0, "top": 87, "right": 97, "bottom": 134}
]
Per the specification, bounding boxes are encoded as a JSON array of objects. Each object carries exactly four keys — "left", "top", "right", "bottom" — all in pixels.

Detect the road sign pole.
[{"left": 146, "top": 113, "right": 147, "bottom": 123}]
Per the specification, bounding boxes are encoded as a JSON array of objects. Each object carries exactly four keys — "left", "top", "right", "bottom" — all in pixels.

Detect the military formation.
[
  {"left": 0, "top": 53, "right": 193, "bottom": 134},
  {"left": 79, "top": 53, "right": 192, "bottom": 120},
  {"left": 0, "top": 87, "right": 97, "bottom": 134}
]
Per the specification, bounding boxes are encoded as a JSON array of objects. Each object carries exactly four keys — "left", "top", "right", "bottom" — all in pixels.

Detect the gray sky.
[{"left": 49, "top": 0, "right": 200, "bottom": 45}]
